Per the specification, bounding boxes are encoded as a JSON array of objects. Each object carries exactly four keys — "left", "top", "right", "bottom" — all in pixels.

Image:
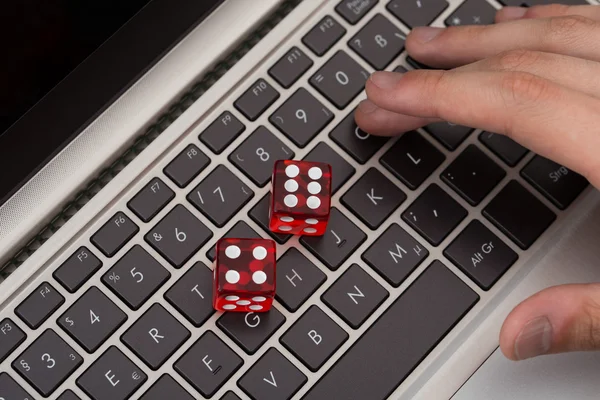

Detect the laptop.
[{"left": 1, "top": 0, "right": 599, "bottom": 399}]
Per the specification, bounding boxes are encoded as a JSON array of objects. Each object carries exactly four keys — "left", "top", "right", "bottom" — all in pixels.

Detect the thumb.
[{"left": 500, "top": 284, "right": 600, "bottom": 361}]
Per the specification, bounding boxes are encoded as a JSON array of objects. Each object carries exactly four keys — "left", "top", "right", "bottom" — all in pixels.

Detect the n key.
[{"left": 165, "top": 262, "right": 215, "bottom": 327}]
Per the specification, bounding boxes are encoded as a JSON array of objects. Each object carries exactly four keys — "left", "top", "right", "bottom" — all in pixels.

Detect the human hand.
[{"left": 355, "top": 4, "right": 600, "bottom": 361}]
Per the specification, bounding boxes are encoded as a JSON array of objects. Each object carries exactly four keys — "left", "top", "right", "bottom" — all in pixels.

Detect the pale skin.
[{"left": 355, "top": 4, "right": 600, "bottom": 361}]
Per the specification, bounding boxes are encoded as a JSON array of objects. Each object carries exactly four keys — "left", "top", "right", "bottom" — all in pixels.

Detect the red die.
[
  {"left": 213, "top": 238, "right": 276, "bottom": 312},
  {"left": 269, "top": 160, "right": 332, "bottom": 236}
]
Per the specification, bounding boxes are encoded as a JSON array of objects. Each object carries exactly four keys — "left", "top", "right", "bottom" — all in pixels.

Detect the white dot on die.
[
  {"left": 237, "top": 300, "right": 251, "bottom": 306},
  {"left": 222, "top": 304, "right": 237, "bottom": 310},
  {"left": 284, "top": 179, "right": 298, "bottom": 192},
  {"left": 305, "top": 218, "right": 318, "bottom": 225},
  {"left": 225, "top": 270, "right": 240, "bottom": 284},
  {"left": 225, "top": 245, "right": 241, "bottom": 259},
  {"left": 278, "top": 225, "right": 292, "bottom": 231},
  {"left": 250, "top": 305, "right": 263, "bottom": 311},
  {"left": 307, "top": 196, "right": 321, "bottom": 209},
  {"left": 285, "top": 164, "right": 300, "bottom": 178},
  {"left": 252, "top": 271, "right": 267, "bottom": 284},
  {"left": 304, "top": 227, "right": 317, "bottom": 234},
  {"left": 280, "top": 216, "right": 294, "bottom": 223},
  {"left": 284, "top": 194, "right": 298, "bottom": 208},
  {"left": 308, "top": 167, "right": 322, "bottom": 180},
  {"left": 253, "top": 296, "right": 267, "bottom": 302},
  {"left": 307, "top": 181, "right": 321, "bottom": 195},
  {"left": 225, "top": 296, "right": 239, "bottom": 301},
  {"left": 253, "top": 246, "right": 267, "bottom": 260}
]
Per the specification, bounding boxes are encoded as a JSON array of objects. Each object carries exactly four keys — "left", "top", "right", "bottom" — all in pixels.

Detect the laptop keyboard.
[{"left": 0, "top": 0, "right": 592, "bottom": 399}]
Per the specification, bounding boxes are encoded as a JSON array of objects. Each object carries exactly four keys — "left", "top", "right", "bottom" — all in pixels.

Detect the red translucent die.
[
  {"left": 269, "top": 160, "right": 332, "bottom": 236},
  {"left": 213, "top": 238, "right": 276, "bottom": 312}
]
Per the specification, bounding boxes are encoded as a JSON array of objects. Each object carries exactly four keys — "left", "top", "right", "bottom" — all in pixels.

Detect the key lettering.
[
  {"left": 150, "top": 182, "right": 160, "bottom": 193},
  {"left": 366, "top": 188, "right": 383, "bottom": 206},
  {"left": 348, "top": 285, "right": 365, "bottom": 305},
  {"left": 389, "top": 243, "right": 408, "bottom": 263},
  {"left": 286, "top": 269, "right": 303, "bottom": 288},
  {"left": 187, "top": 148, "right": 198, "bottom": 159},
  {"left": 308, "top": 329, "right": 322, "bottom": 345},
  {"left": 77, "top": 250, "right": 88, "bottom": 262},
  {"left": 252, "top": 80, "right": 268, "bottom": 96},
  {"left": 264, "top": 371, "right": 278, "bottom": 387},
  {"left": 148, "top": 328, "right": 164, "bottom": 344},
  {"left": 105, "top": 370, "right": 120, "bottom": 387},
  {"left": 191, "top": 284, "right": 205, "bottom": 299},
  {"left": 202, "top": 355, "right": 214, "bottom": 372},
  {"left": 1, "top": 322, "right": 11, "bottom": 334},
  {"left": 245, "top": 312, "right": 261, "bottom": 328}
]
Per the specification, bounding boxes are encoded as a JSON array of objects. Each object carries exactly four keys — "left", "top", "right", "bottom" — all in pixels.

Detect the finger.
[
  {"left": 500, "top": 284, "right": 600, "bottom": 360},
  {"left": 355, "top": 99, "right": 435, "bottom": 136},
  {"left": 496, "top": 4, "right": 600, "bottom": 23}
]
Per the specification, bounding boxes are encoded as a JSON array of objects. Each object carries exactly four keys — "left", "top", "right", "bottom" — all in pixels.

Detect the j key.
[
  {"left": 302, "top": 15, "right": 346, "bottom": 56},
  {"left": 304, "top": 261, "right": 478, "bottom": 399},
  {"left": 335, "top": 0, "right": 378, "bottom": 24},
  {"left": 322, "top": 264, "right": 389, "bottom": 329},
  {"left": 402, "top": 184, "right": 468, "bottom": 246},
  {"left": 234, "top": 78, "right": 280, "bottom": 121},
  {"left": 163, "top": 144, "right": 210, "bottom": 188},
  {"left": 174, "top": 331, "right": 243, "bottom": 398},
  {"left": 146, "top": 204, "right": 213, "bottom": 266},
  {"left": 341, "top": 167, "right": 406, "bottom": 229},
  {"left": 58, "top": 287, "right": 127, "bottom": 353},
  {"left": 102, "top": 245, "right": 170, "bottom": 310},
  {"left": 122, "top": 303, "right": 190, "bottom": 370},
  {"left": 207, "top": 221, "right": 261, "bottom": 261},
  {"left": 58, "top": 389, "right": 81, "bottom": 400},
  {"left": 13, "top": 329, "right": 83, "bottom": 397},
  {"left": 54, "top": 246, "right": 103, "bottom": 293},
  {"left": 128, "top": 178, "right": 175, "bottom": 223},
  {"left": 521, "top": 156, "right": 588, "bottom": 210},
  {"left": 0, "top": 373, "right": 33, "bottom": 400},
  {"left": 199, "top": 111, "right": 246, "bottom": 154},
  {"left": 0, "top": 318, "right": 26, "bottom": 363},
  {"left": 362, "top": 223, "right": 429, "bottom": 287},
  {"left": 91, "top": 212, "right": 139, "bottom": 257},
  {"left": 276, "top": 248, "right": 327, "bottom": 312},
  {"left": 387, "top": 0, "right": 449, "bottom": 28},
  {"left": 269, "top": 88, "right": 333, "bottom": 148},
  {"left": 441, "top": 145, "right": 506, "bottom": 206},
  {"left": 329, "top": 109, "right": 388, "bottom": 164},
  {"left": 483, "top": 180, "right": 556, "bottom": 250},
  {"left": 380, "top": 131, "right": 445, "bottom": 190},
  {"left": 310, "top": 51, "right": 369, "bottom": 109},
  {"left": 77, "top": 346, "right": 147, "bottom": 400},
  {"left": 425, "top": 122, "right": 473, "bottom": 151},
  {"left": 349, "top": 14, "right": 406, "bottom": 70},
  {"left": 303, "top": 142, "right": 355, "bottom": 194},
  {"left": 249, "top": 195, "right": 291, "bottom": 244},
  {"left": 229, "top": 126, "right": 295, "bottom": 187},
  {"left": 221, "top": 392, "right": 242, "bottom": 400},
  {"left": 280, "top": 305, "right": 348, "bottom": 372},
  {"left": 140, "top": 374, "right": 194, "bottom": 400},
  {"left": 445, "top": 0, "right": 497, "bottom": 26},
  {"left": 444, "top": 220, "right": 518, "bottom": 290},
  {"left": 165, "top": 262, "right": 215, "bottom": 327},
  {"left": 16, "top": 282, "right": 64, "bottom": 329},
  {"left": 269, "top": 47, "right": 313, "bottom": 89},
  {"left": 217, "top": 308, "right": 286, "bottom": 355},
  {"left": 479, "top": 131, "right": 528, "bottom": 167},
  {"left": 301, "top": 208, "right": 367, "bottom": 271},
  {"left": 238, "top": 348, "right": 307, "bottom": 400}
]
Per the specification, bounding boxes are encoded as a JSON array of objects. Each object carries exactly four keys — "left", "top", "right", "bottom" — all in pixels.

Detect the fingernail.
[
  {"left": 358, "top": 99, "right": 378, "bottom": 114},
  {"left": 411, "top": 26, "right": 443, "bottom": 43},
  {"left": 500, "top": 6, "right": 527, "bottom": 20},
  {"left": 514, "top": 316, "right": 553, "bottom": 360},
  {"left": 370, "top": 71, "right": 404, "bottom": 90}
]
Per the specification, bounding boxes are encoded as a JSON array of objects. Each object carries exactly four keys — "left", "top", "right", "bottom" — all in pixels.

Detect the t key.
[{"left": 165, "top": 262, "right": 215, "bottom": 327}]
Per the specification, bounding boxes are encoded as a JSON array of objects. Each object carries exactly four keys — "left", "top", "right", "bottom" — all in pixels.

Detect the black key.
[
  {"left": 322, "top": 264, "right": 389, "bottom": 329},
  {"left": 102, "top": 245, "right": 170, "bottom": 310},
  {"left": 16, "top": 282, "right": 64, "bottom": 329},
  {"left": 249, "top": 194, "right": 291, "bottom": 244},
  {"left": 445, "top": 0, "right": 497, "bottom": 26},
  {"left": 122, "top": 303, "right": 190, "bottom": 370},
  {"left": 91, "top": 212, "right": 139, "bottom": 258},
  {"left": 58, "top": 389, "right": 81, "bottom": 400},
  {"left": 387, "top": 0, "right": 449, "bottom": 27},
  {"left": 200, "top": 111, "right": 246, "bottom": 154},
  {"left": 0, "top": 372, "right": 33, "bottom": 399},
  {"left": 302, "top": 16, "right": 346, "bottom": 56},
  {"left": 479, "top": 131, "right": 528, "bottom": 167},
  {"left": 238, "top": 348, "right": 308, "bottom": 400},
  {"left": 234, "top": 79, "right": 280, "bottom": 121},
  {"left": 441, "top": 144, "right": 506, "bottom": 205},
  {"left": 349, "top": 14, "right": 406, "bottom": 70},
  {"left": 0, "top": 318, "right": 26, "bottom": 363},
  {"left": 309, "top": 51, "right": 370, "bottom": 109},
  {"left": 229, "top": 126, "right": 295, "bottom": 187},
  {"left": 521, "top": 156, "right": 588, "bottom": 210},
  {"left": 217, "top": 308, "right": 286, "bottom": 355},
  {"left": 174, "top": 331, "right": 243, "bottom": 398},
  {"left": 269, "top": 47, "right": 313, "bottom": 89},
  {"left": 402, "top": 184, "right": 468, "bottom": 246},
  {"left": 128, "top": 178, "right": 175, "bottom": 223},
  {"left": 164, "top": 144, "right": 210, "bottom": 188},
  {"left": 380, "top": 131, "right": 445, "bottom": 190},
  {"left": 276, "top": 248, "right": 327, "bottom": 312},
  {"left": 269, "top": 88, "right": 333, "bottom": 147},
  {"left": 301, "top": 208, "right": 367, "bottom": 271},
  {"left": 483, "top": 180, "right": 556, "bottom": 249},
  {"left": 77, "top": 346, "right": 147, "bottom": 400},
  {"left": 303, "top": 142, "right": 355, "bottom": 194},
  {"left": 329, "top": 109, "right": 388, "bottom": 164},
  {"left": 13, "top": 329, "right": 83, "bottom": 397},
  {"left": 58, "top": 287, "right": 127, "bottom": 353},
  {"left": 406, "top": 55, "right": 434, "bottom": 70},
  {"left": 341, "top": 167, "right": 406, "bottom": 229},
  {"left": 140, "top": 374, "right": 194, "bottom": 400},
  {"left": 280, "top": 306, "right": 348, "bottom": 372},
  {"left": 207, "top": 221, "right": 261, "bottom": 261},
  {"left": 221, "top": 392, "right": 242, "bottom": 400},
  {"left": 165, "top": 262, "right": 215, "bottom": 327},
  {"left": 304, "top": 261, "right": 478, "bottom": 399},
  {"left": 336, "top": 0, "right": 378, "bottom": 24},
  {"left": 445, "top": 220, "right": 518, "bottom": 290},
  {"left": 146, "top": 204, "right": 213, "bottom": 266},
  {"left": 425, "top": 122, "right": 473, "bottom": 151},
  {"left": 362, "top": 223, "right": 429, "bottom": 287},
  {"left": 394, "top": 65, "right": 408, "bottom": 73},
  {"left": 54, "top": 247, "right": 103, "bottom": 293}
]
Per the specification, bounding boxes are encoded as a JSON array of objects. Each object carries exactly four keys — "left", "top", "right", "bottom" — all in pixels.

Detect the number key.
[{"left": 349, "top": 14, "right": 405, "bottom": 70}]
